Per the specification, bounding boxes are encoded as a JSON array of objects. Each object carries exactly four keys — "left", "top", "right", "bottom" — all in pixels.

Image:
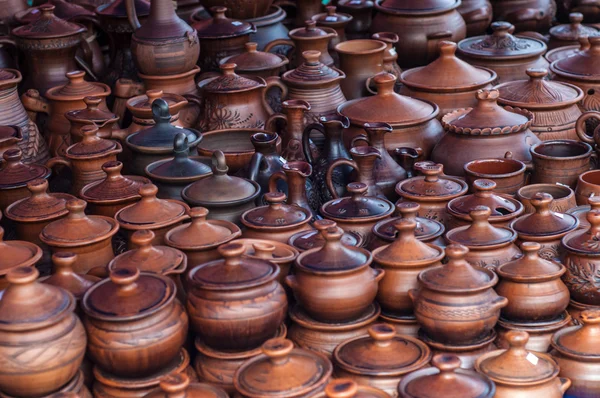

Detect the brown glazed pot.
[
  {"left": 286, "top": 219, "right": 384, "bottom": 322},
  {"left": 65, "top": 96, "right": 120, "bottom": 144},
  {"left": 409, "top": 244, "right": 508, "bottom": 346},
  {"left": 220, "top": 42, "right": 289, "bottom": 79},
  {"left": 335, "top": 39, "right": 386, "bottom": 100},
  {"left": 464, "top": 154, "right": 528, "bottom": 196},
  {"left": 0, "top": 267, "right": 86, "bottom": 398},
  {"left": 142, "top": 373, "right": 228, "bottom": 398},
  {"left": 0, "top": 148, "right": 51, "bottom": 212},
  {"left": 458, "top": 0, "right": 493, "bottom": 36},
  {"left": 233, "top": 239, "right": 298, "bottom": 284},
  {"left": 0, "top": 227, "right": 42, "bottom": 291},
  {"left": 492, "top": 0, "right": 555, "bottom": 32},
  {"left": 370, "top": 0, "right": 467, "bottom": 69},
  {"left": 41, "top": 252, "right": 99, "bottom": 306},
  {"left": 186, "top": 242, "right": 287, "bottom": 352},
  {"left": 549, "top": 13, "right": 599, "bottom": 49},
  {"left": 517, "top": 183, "right": 577, "bottom": 213},
  {"left": 530, "top": 139, "right": 592, "bottom": 188},
  {"left": 266, "top": 100, "right": 316, "bottom": 164}
]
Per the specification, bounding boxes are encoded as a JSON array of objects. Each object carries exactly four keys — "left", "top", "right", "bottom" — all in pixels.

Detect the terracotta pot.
[
  {"left": 327, "top": 146, "right": 383, "bottom": 199},
  {"left": 576, "top": 169, "right": 600, "bottom": 205},
  {"left": 545, "top": 37, "right": 588, "bottom": 63},
  {"left": 142, "top": 372, "right": 228, "bottom": 398},
  {"left": 337, "top": 0, "right": 373, "bottom": 38},
  {"left": 65, "top": 96, "right": 120, "bottom": 144},
  {"left": 221, "top": 42, "right": 289, "bottom": 79},
  {"left": 0, "top": 125, "right": 21, "bottom": 161},
  {"left": 549, "top": 12, "right": 599, "bottom": 50},
  {"left": 530, "top": 139, "right": 592, "bottom": 188},
  {"left": 0, "top": 267, "right": 86, "bottom": 398},
  {"left": 41, "top": 252, "right": 99, "bottom": 306},
  {"left": 335, "top": 39, "right": 386, "bottom": 100},
  {"left": 370, "top": 0, "right": 467, "bottom": 69},
  {"left": 288, "top": 220, "right": 363, "bottom": 252},
  {"left": 409, "top": 244, "right": 508, "bottom": 346},
  {"left": 419, "top": 331, "right": 499, "bottom": 370},
  {"left": 0, "top": 148, "right": 51, "bottom": 212},
  {"left": 492, "top": 0, "right": 555, "bottom": 32},
  {"left": 464, "top": 154, "right": 528, "bottom": 196},
  {"left": 371, "top": 32, "right": 402, "bottom": 83},
  {"left": 567, "top": 195, "right": 600, "bottom": 230},
  {"left": 0, "top": 226, "right": 42, "bottom": 291},
  {"left": 269, "top": 160, "right": 320, "bottom": 218},
  {"left": 312, "top": 6, "right": 352, "bottom": 58},
  {"left": 517, "top": 183, "right": 576, "bottom": 213},
  {"left": 495, "top": 312, "right": 572, "bottom": 353},
  {"left": 459, "top": 0, "right": 493, "bottom": 36}
]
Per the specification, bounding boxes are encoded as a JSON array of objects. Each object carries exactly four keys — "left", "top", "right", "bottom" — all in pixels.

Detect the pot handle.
[
  {"left": 265, "top": 113, "right": 287, "bottom": 133},
  {"left": 372, "top": 267, "right": 385, "bottom": 283},
  {"left": 491, "top": 296, "right": 509, "bottom": 310},
  {"left": 462, "top": 8, "right": 491, "bottom": 23},
  {"left": 576, "top": 111, "right": 600, "bottom": 144},
  {"left": 503, "top": 8, "right": 545, "bottom": 22},
  {"left": 350, "top": 133, "right": 370, "bottom": 148},
  {"left": 284, "top": 274, "right": 297, "bottom": 290},
  {"left": 302, "top": 122, "right": 325, "bottom": 165},
  {"left": 46, "top": 156, "right": 72, "bottom": 170},
  {"left": 21, "top": 90, "right": 50, "bottom": 122},
  {"left": 125, "top": 0, "right": 141, "bottom": 30},
  {"left": 263, "top": 76, "right": 288, "bottom": 115},
  {"left": 268, "top": 170, "right": 287, "bottom": 193},
  {"left": 326, "top": 158, "right": 358, "bottom": 199},
  {"left": 408, "top": 288, "right": 418, "bottom": 303},
  {"left": 264, "top": 38, "right": 295, "bottom": 54},
  {"left": 248, "top": 151, "right": 265, "bottom": 182},
  {"left": 559, "top": 377, "right": 572, "bottom": 394}
]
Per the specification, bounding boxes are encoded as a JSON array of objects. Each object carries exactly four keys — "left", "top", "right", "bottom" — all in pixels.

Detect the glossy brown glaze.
[{"left": 0, "top": 148, "right": 51, "bottom": 212}]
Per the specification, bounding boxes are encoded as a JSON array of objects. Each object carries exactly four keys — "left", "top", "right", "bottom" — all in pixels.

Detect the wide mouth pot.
[
  {"left": 517, "top": 183, "right": 573, "bottom": 201},
  {"left": 579, "top": 170, "right": 600, "bottom": 187},
  {"left": 465, "top": 158, "right": 526, "bottom": 178},
  {"left": 335, "top": 39, "right": 386, "bottom": 55},
  {"left": 531, "top": 140, "right": 592, "bottom": 160},
  {"left": 374, "top": 0, "right": 461, "bottom": 15}
]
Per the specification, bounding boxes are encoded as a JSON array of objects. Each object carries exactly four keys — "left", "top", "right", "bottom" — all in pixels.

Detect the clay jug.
[
  {"left": 269, "top": 160, "right": 320, "bottom": 217},
  {"left": 327, "top": 146, "right": 382, "bottom": 198},
  {"left": 266, "top": 99, "right": 316, "bottom": 162},
  {"left": 248, "top": 132, "right": 285, "bottom": 203}
]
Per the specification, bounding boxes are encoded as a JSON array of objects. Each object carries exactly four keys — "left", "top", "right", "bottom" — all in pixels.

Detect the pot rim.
[
  {"left": 338, "top": 97, "right": 439, "bottom": 127},
  {"left": 497, "top": 311, "right": 572, "bottom": 332},
  {"left": 545, "top": 45, "right": 579, "bottom": 64},
  {"left": 399, "top": 66, "right": 497, "bottom": 93},
  {"left": 551, "top": 324, "right": 600, "bottom": 361},
  {"left": 374, "top": 0, "right": 461, "bottom": 15},
  {"left": 245, "top": 5, "right": 286, "bottom": 25},
  {"left": 495, "top": 262, "right": 566, "bottom": 281},
  {"left": 530, "top": 140, "right": 593, "bottom": 161},
  {"left": 372, "top": 242, "right": 445, "bottom": 268},
  {"left": 464, "top": 158, "right": 527, "bottom": 179},
  {"left": 334, "top": 38, "right": 387, "bottom": 55},
  {"left": 40, "top": 215, "right": 119, "bottom": 247},
  {"left": 550, "top": 60, "right": 600, "bottom": 82}
]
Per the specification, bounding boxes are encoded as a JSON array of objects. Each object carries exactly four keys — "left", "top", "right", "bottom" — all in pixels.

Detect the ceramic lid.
[
  {"left": 511, "top": 192, "right": 578, "bottom": 237},
  {"left": 46, "top": 71, "right": 109, "bottom": 100},
  {"left": 418, "top": 244, "right": 498, "bottom": 292},
  {"left": 145, "top": 133, "right": 212, "bottom": 181},
  {"left": 65, "top": 125, "right": 120, "bottom": 157},
  {"left": 165, "top": 207, "right": 240, "bottom": 250},
  {"left": 16, "top": 0, "right": 94, "bottom": 23},
  {"left": 82, "top": 266, "right": 176, "bottom": 321},
  {"left": 398, "top": 354, "right": 496, "bottom": 398},
  {"left": 458, "top": 22, "right": 547, "bottom": 60},
  {"left": 95, "top": 0, "right": 150, "bottom": 18},
  {"left": 551, "top": 309, "right": 600, "bottom": 358},
  {"left": 65, "top": 96, "right": 119, "bottom": 124},
  {"left": 144, "top": 373, "right": 229, "bottom": 398},
  {"left": 126, "top": 90, "right": 188, "bottom": 118},
  {"left": 115, "top": 184, "right": 189, "bottom": 230},
  {"left": 334, "top": 323, "right": 431, "bottom": 377},
  {"left": 317, "top": 379, "right": 389, "bottom": 398},
  {"left": 396, "top": 163, "right": 467, "bottom": 199},
  {"left": 5, "top": 179, "right": 74, "bottom": 222},
  {"left": 242, "top": 192, "right": 310, "bottom": 229},
  {"left": 447, "top": 179, "right": 523, "bottom": 220},
  {"left": 221, "top": 42, "right": 289, "bottom": 72},
  {"left": 321, "top": 182, "right": 394, "bottom": 221},
  {"left": 562, "top": 208, "right": 600, "bottom": 254},
  {"left": 338, "top": 73, "right": 437, "bottom": 125},
  {"left": 193, "top": 6, "right": 255, "bottom": 38},
  {"left": 338, "top": 0, "right": 374, "bottom": 9},
  {"left": 551, "top": 36, "right": 600, "bottom": 81},
  {"left": 566, "top": 196, "right": 600, "bottom": 229},
  {"left": 311, "top": 6, "right": 353, "bottom": 27},
  {"left": 497, "top": 242, "right": 564, "bottom": 280},
  {"left": 200, "top": 63, "right": 265, "bottom": 92},
  {"left": 0, "top": 149, "right": 50, "bottom": 189},
  {"left": 188, "top": 242, "right": 279, "bottom": 290},
  {"left": 400, "top": 41, "right": 495, "bottom": 91},
  {"left": 374, "top": 218, "right": 443, "bottom": 265},
  {"left": 288, "top": 228, "right": 362, "bottom": 252},
  {"left": 282, "top": 51, "right": 345, "bottom": 86},
  {"left": 42, "top": 252, "right": 99, "bottom": 300},
  {"left": 40, "top": 199, "right": 118, "bottom": 246},
  {"left": 79, "top": 161, "right": 149, "bottom": 203},
  {"left": 234, "top": 338, "right": 332, "bottom": 398},
  {"left": 290, "top": 20, "right": 336, "bottom": 39},
  {"left": 235, "top": 239, "right": 299, "bottom": 265},
  {"left": 373, "top": 202, "right": 445, "bottom": 243},
  {"left": 496, "top": 68, "right": 583, "bottom": 108},
  {"left": 446, "top": 206, "right": 518, "bottom": 247},
  {"left": 0, "top": 266, "right": 75, "bottom": 331},
  {"left": 12, "top": 5, "right": 86, "bottom": 39},
  {"left": 296, "top": 220, "right": 372, "bottom": 272},
  {"left": 550, "top": 13, "right": 599, "bottom": 41},
  {"left": 0, "top": 227, "right": 43, "bottom": 274}
]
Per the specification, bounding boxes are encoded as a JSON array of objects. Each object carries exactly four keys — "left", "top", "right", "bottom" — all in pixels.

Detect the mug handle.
[
  {"left": 575, "top": 111, "right": 600, "bottom": 144},
  {"left": 326, "top": 159, "right": 358, "bottom": 199}
]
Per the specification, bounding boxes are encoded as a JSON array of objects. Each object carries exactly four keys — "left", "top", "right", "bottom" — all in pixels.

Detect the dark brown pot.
[
  {"left": 530, "top": 139, "right": 592, "bottom": 188},
  {"left": 491, "top": 0, "right": 555, "bottom": 32},
  {"left": 458, "top": 0, "right": 493, "bottom": 36},
  {"left": 464, "top": 154, "right": 527, "bottom": 197}
]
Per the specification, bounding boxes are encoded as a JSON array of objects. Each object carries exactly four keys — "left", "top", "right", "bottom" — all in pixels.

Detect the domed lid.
[
  {"left": 45, "top": 70, "right": 109, "bottom": 100},
  {"left": 338, "top": 73, "right": 437, "bottom": 125},
  {"left": 282, "top": 50, "right": 345, "bottom": 86},
  {"left": 319, "top": 379, "right": 389, "bottom": 398},
  {"left": 95, "top": 0, "right": 150, "bottom": 18},
  {"left": 234, "top": 338, "right": 332, "bottom": 398},
  {"left": 108, "top": 230, "right": 185, "bottom": 275},
  {"left": 235, "top": 239, "right": 298, "bottom": 265},
  {"left": 145, "top": 133, "right": 212, "bottom": 181},
  {"left": 43, "top": 252, "right": 99, "bottom": 300},
  {"left": 562, "top": 208, "right": 600, "bottom": 254},
  {"left": 418, "top": 244, "right": 498, "bottom": 292},
  {"left": 200, "top": 63, "right": 265, "bottom": 92},
  {"left": 164, "top": 207, "right": 241, "bottom": 250},
  {"left": 0, "top": 266, "right": 75, "bottom": 331},
  {"left": 446, "top": 206, "right": 518, "bottom": 247},
  {"left": 221, "top": 42, "right": 288, "bottom": 72},
  {"left": 396, "top": 162, "right": 467, "bottom": 199},
  {"left": 457, "top": 22, "right": 547, "bottom": 60},
  {"left": 511, "top": 192, "right": 578, "bottom": 237},
  {"left": 188, "top": 242, "right": 279, "bottom": 290},
  {"left": 321, "top": 182, "right": 394, "bottom": 221},
  {"left": 16, "top": 0, "right": 94, "bottom": 24},
  {"left": 551, "top": 309, "right": 600, "bottom": 358},
  {"left": 65, "top": 96, "right": 119, "bottom": 124},
  {"left": 447, "top": 179, "right": 523, "bottom": 220},
  {"left": 566, "top": 196, "right": 600, "bottom": 229},
  {"left": 296, "top": 220, "right": 372, "bottom": 272},
  {"left": 496, "top": 68, "right": 583, "bottom": 108},
  {"left": 551, "top": 36, "right": 600, "bottom": 80},
  {"left": 334, "top": 323, "right": 431, "bottom": 377},
  {"left": 242, "top": 192, "right": 311, "bottom": 229},
  {"left": 40, "top": 199, "right": 118, "bottom": 245},
  {"left": 192, "top": 6, "right": 255, "bottom": 38},
  {"left": 82, "top": 266, "right": 176, "bottom": 321},
  {"left": 182, "top": 150, "right": 259, "bottom": 205},
  {"left": 497, "top": 242, "right": 564, "bottom": 280},
  {"left": 400, "top": 41, "right": 495, "bottom": 91},
  {"left": 399, "top": 354, "right": 496, "bottom": 398},
  {"left": 12, "top": 5, "right": 86, "bottom": 39},
  {"left": 0, "top": 227, "right": 43, "bottom": 274},
  {"left": 311, "top": 6, "right": 353, "bottom": 27},
  {"left": 550, "top": 13, "right": 599, "bottom": 41},
  {"left": 0, "top": 149, "right": 50, "bottom": 189},
  {"left": 288, "top": 228, "right": 362, "bottom": 252},
  {"left": 545, "top": 38, "right": 588, "bottom": 63},
  {"left": 378, "top": 0, "right": 458, "bottom": 12},
  {"left": 126, "top": 90, "right": 188, "bottom": 119},
  {"left": 144, "top": 373, "right": 229, "bottom": 398},
  {"left": 65, "top": 125, "right": 120, "bottom": 157},
  {"left": 372, "top": 202, "right": 445, "bottom": 243},
  {"left": 290, "top": 20, "right": 336, "bottom": 39},
  {"left": 5, "top": 179, "right": 74, "bottom": 222},
  {"left": 80, "top": 161, "right": 149, "bottom": 203},
  {"left": 115, "top": 184, "right": 189, "bottom": 230}
]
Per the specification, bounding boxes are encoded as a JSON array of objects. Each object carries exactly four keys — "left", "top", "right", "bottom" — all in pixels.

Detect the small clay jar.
[
  {"left": 0, "top": 148, "right": 51, "bottom": 212},
  {"left": 332, "top": 323, "right": 432, "bottom": 396},
  {"left": 510, "top": 192, "right": 579, "bottom": 260},
  {"left": 372, "top": 218, "right": 445, "bottom": 318},
  {"left": 530, "top": 139, "right": 593, "bottom": 189},
  {"left": 517, "top": 183, "right": 577, "bottom": 213},
  {"left": 42, "top": 252, "right": 99, "bottom": 307},
  {"left": 495, "top": 242, "right": 570, "bottom": 322},
  {"left": 186, "top": 242, "right": 287, "bottom": 352},
  {"left": 0, "top": 226, "right": 42, "bottom": 291},
  {"left": 0, "top": 267, "right": 86, "bottom": 398},
  {"left": 65, "top": 96, "right": 119, "bottom": 143},
  {"left": 82, "top": 266, "right": 188, "bottom": 378},
  {"left": 409, "top": 244, "right": 508, "bottom": 346},
  {"left": 233, "top": 239, "right": 299, "bottom": 284},
  {"left": 314, "top": 379, "right": 390, "bottom": 398},
  {"left": 286, "top": 219, "right": 384, "bottom": 323},
  {"left": 40, "top": 199, "right": 119, "bottom": 274}
]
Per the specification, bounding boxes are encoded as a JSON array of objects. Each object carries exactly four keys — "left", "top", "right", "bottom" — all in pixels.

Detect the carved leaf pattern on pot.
[
  {"left": 202, "top": 99, "right": 263, "bottom": 130},
  {"left": 537, "top": 244, "right": 560, "bottom": 260},
  {"left": 414, "top": 300, "right": 498, "bottom": 319},
  {"left": 563, "top": 257, "right": 600, "bottom": 300},
  {"left": 582, "top": 91, "right": 600, "bottom": 112}
]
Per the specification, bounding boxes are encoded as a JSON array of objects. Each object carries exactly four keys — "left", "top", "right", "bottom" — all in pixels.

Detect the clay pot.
[
  {"left": 41, "top": 252, "right": 99, "bottom": 305},
  {"left": 248, "top": 132, "right": 286, "bottom": 198},
  {"left": 40, "top": 199, "right": 119, "bottom": 273},
  {"left": 0, "top": 126, "right": 22, "bottom": 160},
  {"left": 464, "top": 154, "right": 528, "bottom": 196},
  {"left": 495, "top": 312, "right": 572, "bottom": 353},
  {"left": 187, "top": 242, "right": 287, "bottom": 351},
  {"left": 576, "top": 169, "right": 600, "bottom": 205},
  {"left": 0, "top": 267, "right": 86, "bottom": 398},
  {"left": 371, "top": 32, "right": 402, "bottom": 82},
  {"left": 379, "top": 312, "right": 420, "bottom": 338},
  {"left": 370, "top": 0, "right": 467, "bottom": 69},
  {"left": 332, "top": 323, "right": 432, "bottom": 396},
  {"left": 458, "top": 0, "right": 493, "bottom": 36},
  {"left": 312, "top": 6, "right": 353, "bottom": 57},
  {"left": 65, "top": 97, "right": 120, "bottom": 144},
  {"left": 246, "top": 6, "right": 289, "bottom": 52},
  {"left": 327, "top": 146, "right": 383, "bottom": 199},
  {"left": 338, "top": 0, "right": 373, "bottom": 39},
  {"left": 372, "top": 218, "right": 444, "bottom": 318},
  {"left": 572, "top": 0, "right": 600, "bottom": 22},
  {"left": 530, "top": 139, "right": 592, "bottom": 188},
  {"left": 492, "top": 0, "right": 555, "bottom": 32},
  {"left": 288, "top": 220, "right": 363, "bottom": 252},
  {"left": 220, "top": 42, "right": 289, "bottom": 79},
  {"left": 0, "top": 369, "right": 91, "bottom": 398},
  {"left": 0, "top": 148, "right": 51, "bottom": 212},
  {"left": 549, "top": 13, "right": 599, "bottom": 50},
  {"left": 142, "top": 373, "right": 228, "bottom": 398},
  {"left": 335, "top": 39, "right": 386, "bottom": 100},
  {"left": 517, "top": 183, "right": 577, "bottom": 213},
  {"left": 286, "top": 219, "right": 384, "bottom": 322},
  {"left": 400, "top": 41, "right": 496, "bottom": 118},
  {"left": 0, "top": 227, "right": 42, "bottom": 291},
  {"left": 457, "top": 22, "right": 548, "bottom": 84},
  {"left": 567, "top": 196, "right": 600, "bottom": 230},
  {"left": 269, "top": 160, "right": 320, "bottom": 218},
  {"left": 419, "top": 331, "right": 499, "bottom": 371},
  {"left": 409, "top": 244, "right": 508, "bottom": 345},
  {"left": 233, "top": 238, "right": 298, "bottom": 284}
]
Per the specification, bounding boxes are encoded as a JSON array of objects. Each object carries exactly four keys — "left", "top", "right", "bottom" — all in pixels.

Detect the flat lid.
[
  {"left": 46, "top": 71, "right": 108, "bottom": 99},
  {"left": 550, "top": 13, "right": 599, "bottom": 41},
  {"left": 374, "top": 219, "right": 443, "bottom": 263},
  {"left": 396, "top": 163, "right": 467, "bottom": 198},
  {"left": 234, "top": 338, "right": 332, "bottom": 397},
  {"left": 289, "top": 228, "right": 361, "bottom": 251},
  {"left": 458, "top": 22, "right": 546, "bottom": 59},
  {"left": 193, "top": 6, "right": 255, "bottom": 38},
  {"left": 0, "top": 149, "right": 50, "bottom": 189},
  {"left": 80, "top": 161, "right": 149, "bottom": 202},
  {"left": 497, "top": 242, "right": 563, "bottom": 279},
  {"left": 552, "top": 310, "right": 600, "bottom": 358},
  {"left": 0, "top": 228, "right": 42, "bottom": 274},
  {"left": 12, "top": 5, "right": 86, "bottom": 39},
  {"left": 236, "top": 239, "right": 298, "bottom": 265},
  {"left": 16, "top": 0, "right": 94, "bottom": 23},
  {"left": 511, "top": 192, "right": 578, "bottom": 236},
  {"left": 66, "top": 96, "right": 118, "bottom": 122},
  {"left": 448, "top": 179, "right": 523, "bottom": 218},
  {"left": 375, "top": 202, "right": 444, "bottom": 243},
  {"left": 201, "top": 63, "right": 264, "bottom": 92},
  {"left": 165, "top": 207, "right": 240, "bottom": 249},
  {"left": 446, "top": 206, "right": 517, "bottom": 247},
  {"left": 65, "top": 125, "right": 119, "bottom": 157},
  {"left": 562, "top": 209, "right": 600, "bottom": 253},
  {"left": 242, "top": 192, "right": 310, "bottom": 228},
  {"left": 5, "top": 179, "right": 73, "bottom": 221},
  {"left": 145, "top": 373, "right": 228, "bottom": 398},
  {"left": 321, "top": 182, "right": 393, "bottom": 220},
  {"left": 43, "top": 252, "right": 99, "bottom": 300},
  {"left": 379, "top": 0, "right": 458, "bottom": 11},
  {"left": 116, "top": 184, "right": 188, "bottom": 228},
  {"left": 283, "top": 50, "right": 343, "bottom": 84},
  {"left": 95, "top": 0, "right": 150, "bottom": 18},
  {"left": 223, "top": 42, "right": 287, "bottom": 71},
  {"left": 551, "top": 36, "right": 600, "bottom": 79}
]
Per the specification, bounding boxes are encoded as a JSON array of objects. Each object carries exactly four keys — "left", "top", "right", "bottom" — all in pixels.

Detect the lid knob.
[
  {"left": 491, "top": 21, "right": 514, "bottom": 36},
  {"left": 130, "top": 229, "right": 155, "bottom": 250},
  {"left": 264, "top": 191, "right": 287, "bottom": 206},
  {"left": 396, "top": 202, "right": 420, "bottom": 219},
  {"left": 218, "top": 242, "right": 246, "bottom": 266},
  {"left": 252, "top": 243, "right": 276, "bottom": 259},
  {"left": 347, "top": 182, "right": 368, "bottom": 198},
  {"left": 469, "top": 205, "right": 492, "bottom": 224},
  {"left": 579, "top": 36, "right": 591, "bottom": 50},
  {"left": 211, "top": 150, "right": 229, "bottom": 175},
  {"left": 27, "top": 178, "right": 50, "bottom": 197},
  {"left": 326, "top": 5, "right": 337, "bottom": 15},
  {"left": 0, "top": 226, "right": 3, "bottom": 242},
  {"left": 325, "top": 379, "right": 359, "bottom": 398},
  {"left": 66, "top": 199, "right": 87, "bottom": 218},
  {"left": 473, "top": 179, "right": 496, "bottom": 197},
  {"left": 530, "top": 192, "right": 553, "bottom": 215},
  {"left": 262, "top": 338, "right": 294, "bottom": 364},
  {"left": 219, "top": 63, "right": 237, "bottom": 76},
  {"left": 3, "top": 148, "right": 22, "bottom": 163},
  {"left": 302, "top": 50, "right": 322, "bottom": 65},
  {"left": 445, "top": 243, "right": 470, "bottom": 262},
  {"left": 245, "top": 42, "right": 258, "bottom": 53},
  {"left": 173, "top": 132, "right": 189, "bottom": 155},
  {"left": 52, "top": 252, "right": 77, "bottom": 274},
  {"left": 580, "top": 309, "right": 600, "bottom": 325},
  {"left": 372, "top": 72, "right": 396, "bottom": 95},
  {"left": 146, "top": 89, "right": 163, "bottom": 103},
  {"left": 415, "top": 162, "right": 443, "bottom": 182},
  {"left": 65, "top": 70, "right": 86, "bottom": 85},
  {"left": 438, "top": 40, "right": 457, "bottom": 57},
  {"left": 368, "top": 323, "right": 396, "bottom": 347},
  {"left": 189, "top": 207, "right": 210, "bottom": 222},
  {"left": 504, "top": 330, "right": 530, "bottom": 357},
  {"left": 588, "top": 36, "right": 600, "bottom": 47},
  {"left": 109, "top": 266, "right": 140, "bottom": 287},
  {"left": 526, "top": 68, "right": 549, "bottom": 80},
  {"left": 210, "top": 6, "right": 227, "bottom": 18},
  {"left": 589, "top": 196, "right": 600, "bottom": 209},
  {"left": 569, "top": 12, "right": 584, "bottom": 25},
  {"left": 39, "top": 4, "right": 56, "bottom": 17},
  {"left": 102, "top": 160, "right": 124, "bottom": 179},
  {"left": 151, "top": 98, "right": 171, "bottom": 123},
  {"left": 314, "top": 219, "right": 337, "bottom": 231},
  {"left": 586, "top": 209, "right": 600, "bottom": 231},
  {"left": 139, "top": 183, "right": 159, "bottom": 200},
  {"left": 83, "top": 96, "right": 101, "bottom": 109},
  {"left": 6, "top": 266, "right": 39, "bottom": 285},
  {"left": 394, "top": 218, "right": 418, "bottom": 240},
  {"left": 80, "top": 124, "right": 99, "bottom": 141},
  {"left": 476, "top": 88, "right": 500, "bottom": 102},
  {"left": 520, "top": 241, "right": 542, "bottom": 258},
  {"left": 305, "top": 20, "right": 317, "bottom": 30},
  {"left": 159, "top": 373, "right": 189, "bottom": 394},
  {"left": 432, "top": 354, "right": 462, "bottom": 374}
]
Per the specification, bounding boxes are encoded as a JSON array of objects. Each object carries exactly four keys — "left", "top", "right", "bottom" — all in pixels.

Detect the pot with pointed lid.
[
  {"left": 495, "top": 311, "right": 572, "bottom": 353},
  {"left": 338, "top": 72, "right": 444, "bottom": 157},
  {"left": 446, "top": 179, "right": 524, "bottom": 229},
  {"left": 432, "top": 89, "right": 539, "bottom": 177},
  {"left": 41, "top": 252, "right": 99, "bottom": 308},
  {"left": 40, "top": 199, "right": 119, "bottom": 273},
  {"left": 0, "top": 226, "right": 42, "bottom": 290},
  {"left": 408, "top": 243, "right": 508, "bottom": 345},
  {"left": 549, "top": 12, "right": 600, "bottom": 49},
  {"left": 0, "top": 266, "right": 86, "bottom": 397},
  {"left": 289, "top": 220, "right": 364, "bottom": 252},
  {"left": 285, "top": 219, "right": 384, "bottom": 322},
  {"left": 530, "top": 139, "right": 593, "bottom": 188},
  {"left": 337, "top": 0, "right": 373, "bottom": 39},
  {"left": 567, "top": 195, "right": 600, "bottom": 229},
  {"left": 65, "top": 96, "right": 119, "bottom": 144},
  {"left": 233, "top": 239, "right": 299, "bottom": 284},
  {"left": 186, "top": 242, "right": 287, "bottom": 351},
  {"left": 142, "top": 372, "right": 228, "bottom": 398},
  {"left": 0, "top": 148, "right": 51, "bottom": 212},
  {"left": 546, "top": 36, "right": 589, "bottom": 63},
  {"left": 400, "top": 41, "right": 497, "bottom": 118},
  {"left": 220, "top": 42, "right": 289, "bottom": 79},
  {"left": 372, "top": 218, "right": 445, "bottom": 318}
]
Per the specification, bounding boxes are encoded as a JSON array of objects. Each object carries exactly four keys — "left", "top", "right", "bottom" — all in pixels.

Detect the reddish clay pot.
[{"left": 464, "top": 154, "right": 528, "bottom": 196}]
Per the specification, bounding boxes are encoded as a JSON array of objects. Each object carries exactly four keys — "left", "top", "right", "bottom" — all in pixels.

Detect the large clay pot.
[
  {"left": 492, "top": 0, "right": 556, "bottom": 32},
  {"left": 459, "top": 0, "right": 493, "bottom": 36}
]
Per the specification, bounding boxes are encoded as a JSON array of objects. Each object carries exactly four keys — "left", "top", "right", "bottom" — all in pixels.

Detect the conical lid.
[
  {"left": 551, "top": 309, "right": 600, "bottom": 358},
  {"left": 311, "top": 6, "right": 352, "bottom": 27},
  {"left": 446, "top": 206, "right": 517, "bottom": 247},
  {"left": 164, "top": 207, "right": 241, "bottom": 250},
  {"left": 65, "top": 96, "right": 119, "bottom": 124},
  {"left": 321, "top": 182, "right": 394, "bottom": 220},
  {"left": 145, "top": 133, "right": 212, "bottom": 180},
  {"left": 0, "top": 149, "right": 50, "bottom": 189},
  {"left": 193, "top": 6, "right": 255, "bottom": 38},
  {"left": 372, "top": 202, "right": 445, "bottom": 243},
  {"left": 234, "top": 338, "right": 332, "bottom": 398},
  {"left": 290, "top": 20, "right": 335, "bottom": 38},
  {"left": 562, "top": 208, "right": 600, "bottom": 254},
  {"left": 550, "top": 13, "right": 599, "bottom": 41},
  {"left": 289, "top": 228, "right": 362, "bottom": 252},
  {"left": 510, "top": 192, "right": 578, "bottom": 237},
  {"left": 0, "top": 227, "right": 42, "bottom": 274},
  {"left": 338, "top": 73, "right": 437, "bottom": 125},
  {"left": 65, "top": 125, "right": 120, "bottom": 157},
  {"left": 188, "top": 242, "right": 278, "bottom": 290},
  {"left": 0, "top": 266, "right": 75, "bottom": 331},
  {"left": 418, "top": 244, "right": 498, "bottom": 292},
  {"left": 396, "top": 163, "right": 467, "bottom": 199},
  {"left": 551, "top": 36, "right": 600, "bottom": 80},
  {"left": 497, "top": 242, "right": 564, "bottom": 280},
  {"left": 12, "top": 5, "right": 86, "bottom": 39},
  {"left": 43, "top": 252, "right": 99, "bottom": 300},
  {"left": 296, "top": 220, "right": 371, "bottom": 272},
  {"left": 82, "top": 266, "right": 176, "bottom": 321},
  {"left": 496, "top": 68, "right": 583, "bottom": 108},
  {"left": 5, "top": 179, "right": 73, "bottom": 222},
  {"left": 333, "top": 323, "right": 431, "bottom": 376},
  {"left": 16, "top": 0, "right": 94, "bottom": 24},
  {"left": 144, "top": 373, "right": 229, "bottom": 398},
  {"left": 79, "top": 161, "right": 149, "bottom": 202},
  {"left": 242, "top": 192, "right": 310, "bottom": 229},
  {"left": 95, "top": 0, "right": 150, "bottom": 18},
  {"left": 45, "top": 70, "right": 109, "bottom": 100},
  {"left": 201, "top": 63, "right": 265, "bottom": 92},
  {"left": 374, "top": 218, "right": 443, "bottom": 265},
  {"left": 400, "top": 41, "right": 495, "bottom": 91},
  {"left": 447, "top": 179, "right": 523, "bottom": 219},
  {"left": 282, "top": 50, "right": 344, "bottom": 85},
  {"left": 222, "top": 42, "right": 288, "bottom": 72}
]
